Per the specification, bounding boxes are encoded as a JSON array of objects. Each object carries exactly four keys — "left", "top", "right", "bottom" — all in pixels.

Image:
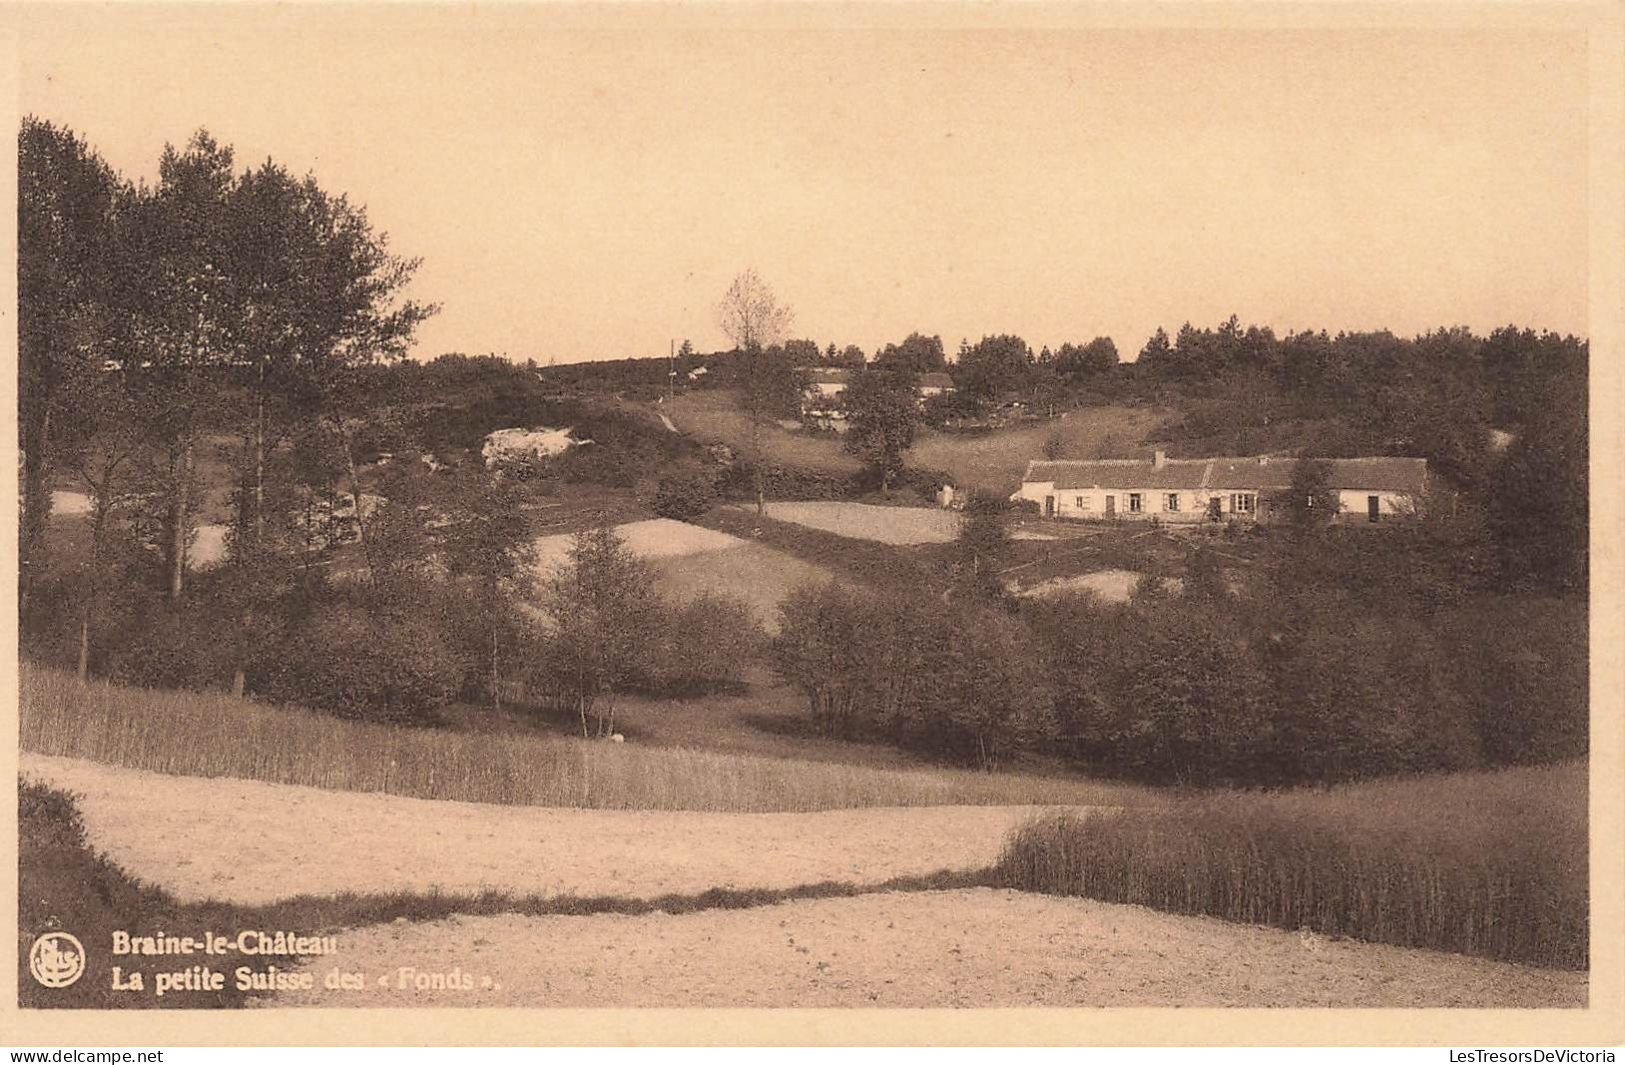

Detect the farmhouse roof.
[
  {"left": 1020, "top": 456, "right": 1428, "bottom": 495},
  {"left": 918, "top": 372, "right": 956, "bottom": 389},
  {"left": 804, "top": 367, "right": 852, "bottom": 384}
]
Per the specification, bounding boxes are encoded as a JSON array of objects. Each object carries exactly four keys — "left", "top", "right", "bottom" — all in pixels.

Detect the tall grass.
[
  {"left": 20, "top": 666, "right": 1157, "bottom": 813},
  {"left": 995, "top": 761, "right": 1588, "bottom": 968}
]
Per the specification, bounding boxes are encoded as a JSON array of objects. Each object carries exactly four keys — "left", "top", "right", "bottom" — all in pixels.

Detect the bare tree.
[{"left": 715, "top": 269, "right": 792, "bottom": 518}]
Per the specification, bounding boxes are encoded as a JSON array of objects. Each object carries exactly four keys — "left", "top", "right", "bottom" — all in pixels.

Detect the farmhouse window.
[
  {"left": 1075, "top": 496, "right": 1088, "bottom": 510},
  {"left": 1128, "top": 493, "right": 1143, "bottom": 513},
  {"left": 1164, "top": 493, "right": 1179, "bottom": 512},
  {"left": 1231, "top": 493, "right": 1255, "bottom": 514}
]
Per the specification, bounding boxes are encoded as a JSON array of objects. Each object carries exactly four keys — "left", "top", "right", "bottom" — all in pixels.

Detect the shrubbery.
[
  {"left": 257, "top": 605, "right": 462, "bottom": 724},
  {"left": 771, "top": 546, "right": 1587, "bottom": 783},
  {"left": 653, "top": 471, "right": 719, "bottom": 521},
  {"left": 771, "top": 582, "right": 1051, "bottom": 767}
]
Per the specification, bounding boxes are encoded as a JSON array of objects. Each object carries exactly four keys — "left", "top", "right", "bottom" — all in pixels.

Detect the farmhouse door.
[
  {"left": 1044, "top": 495, "right": 1055, "bottom": 517},
  {"left": 1368, "top": 495, "right": 1380, "bottom": 523},
  {"left": 1105, "top": 495, "right": 1116, "bottom": 517}
]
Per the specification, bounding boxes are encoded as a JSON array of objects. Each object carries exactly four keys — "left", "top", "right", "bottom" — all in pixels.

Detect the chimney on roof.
[{"left": 1153, "top": 450, "right": 1166, "bottom": 469}]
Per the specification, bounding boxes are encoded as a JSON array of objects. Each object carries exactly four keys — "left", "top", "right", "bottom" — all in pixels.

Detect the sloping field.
[
  {"left": 912, "top": 405, "right": 1168, "bottom": 493},
  {"left": 646, "top": 542, "right": 834, "bottom": 631},
  {"left": 530, "top": 517, "right": 745, "bottom": 572},
  {"left": 264, "top": 888, "right": 1585, "bottom": 1008},
  {"left": 21, "top": 754, "right": 1070, "bottom": 906},
  {"left": 753, "top": 501, "right": 961, "bottom": 544},
  {"left": 665, "top": 390, "right": 860, "bottom": 474},
  {"left": 529, "top": 517, "right": 834, "bottom": 629}
]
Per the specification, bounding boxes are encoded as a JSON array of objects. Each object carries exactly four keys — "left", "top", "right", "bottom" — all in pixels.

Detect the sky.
[{"left": 15, "top": 6, "right": 1591, "bottom": 365}]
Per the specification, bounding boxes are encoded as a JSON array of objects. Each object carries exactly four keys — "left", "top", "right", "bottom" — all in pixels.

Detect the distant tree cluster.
[
  {"left": 771, "top": 505, "right": 1584, "bottom": 782},
  {"left": 1131, "top": 317, "right": 1587, "bottom": 593}
]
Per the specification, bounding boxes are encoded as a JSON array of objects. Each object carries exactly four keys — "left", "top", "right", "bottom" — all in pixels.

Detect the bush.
[
  {"left": 643, "top": 593, "right": 762, "bottom": 695},
  {"left": 653, "top": 471, "right": 719, "bottom": 521},
  {"left": 718, "top": 460, "right": 857, "bottom": 501},
  {"left": 259, "top": 605, "right": 461, "bottom": 724}
]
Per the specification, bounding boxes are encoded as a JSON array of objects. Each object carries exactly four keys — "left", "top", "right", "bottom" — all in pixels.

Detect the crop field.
[
  {"left": 23, "top": 753, "right": 1058, "bottom": 904},
  {"left": 528, "top": 517, "right": 834, "bottom": 629},
  {"left": 997, "top": 761, "right": 1589, "bottom": 969},
  {"left": 20, "top": 667, "right": 1151, "bottom": 813},
  {"left": 910, "top": 404, "right": 1169, "bottom": 493}
]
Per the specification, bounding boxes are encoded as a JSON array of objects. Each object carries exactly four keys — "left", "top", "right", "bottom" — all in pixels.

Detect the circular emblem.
[{"left": 28, "top": 932, "right": 86, "bottom": 989}]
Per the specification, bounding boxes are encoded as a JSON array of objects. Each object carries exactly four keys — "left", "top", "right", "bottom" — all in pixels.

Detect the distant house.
[
  {"left": 804, "top": 367, "right": 851, "bottom": 401},
  {"left": 917, "top": 372, "right": 956, "bottom": 399},
  {"left": 800, "top": 367, "right": 959, "bottom": 429},
  {"left": 1011, "top": 451, "right": 1429, "bottom": 524}
]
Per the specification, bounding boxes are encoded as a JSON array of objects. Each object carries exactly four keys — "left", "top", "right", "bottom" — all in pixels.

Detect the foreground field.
[
  {"left": 263, "top": 888, "right": 1585, "bottom": 1009},
  {"left": 23, "top": 754, "right": 1067, "bottom": 904},
  {"left": 21, "top": 668, "right": 1150, "bottom": 812}
]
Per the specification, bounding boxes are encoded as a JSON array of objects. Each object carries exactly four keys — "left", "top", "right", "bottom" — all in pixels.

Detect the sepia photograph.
[{"left": 6, "top": 0, "right": 1621, "bottom": 1047}]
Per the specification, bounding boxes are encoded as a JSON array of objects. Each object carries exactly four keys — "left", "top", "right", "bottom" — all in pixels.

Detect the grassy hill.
[{"left": 911, "top": 404, "right": 1171, "bottom": 494}]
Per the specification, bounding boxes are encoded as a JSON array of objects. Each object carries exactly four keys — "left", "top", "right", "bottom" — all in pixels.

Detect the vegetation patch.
[
  {"left": 994, "top": 761, "right": 1588, "bottom": 969},
  {"left": 20, "top": 667, "right": 1153, "bottom": 813}
]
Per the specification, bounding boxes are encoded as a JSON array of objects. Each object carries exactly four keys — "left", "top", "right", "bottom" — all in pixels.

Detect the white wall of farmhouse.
[
  {"left": 1015, "top": 478, "right": 1417, "bottom": 523},
  {"left": 1334, "top": 490, "right": 1415, "bottom": 520},
  {"left": 1012, "top": 482, "right": 1260, "bottom": 520}
]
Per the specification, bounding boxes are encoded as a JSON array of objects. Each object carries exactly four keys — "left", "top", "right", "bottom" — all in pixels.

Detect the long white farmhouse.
[{"left": 1011, "top": 451, "right": 1428, "bottom": 524}]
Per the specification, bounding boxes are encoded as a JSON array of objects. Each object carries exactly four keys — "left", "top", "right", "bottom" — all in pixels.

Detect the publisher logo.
[{"left": 28, "top": 932, "right": 86, "bottom": 988}]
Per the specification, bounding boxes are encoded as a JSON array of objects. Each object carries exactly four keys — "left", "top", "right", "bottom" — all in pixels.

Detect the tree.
[
  {"left": 1026, "top": 361, "right": 1065, "bottom": 418},
  {"left": 1285, "top": 457, "right": 1339, "bottom": 528},
  {"left": 1490, "top": 368, "right": 1587, "bottom": 592},
  {"left": 18, "top": 117, "right": 124, "bottom": 611},
  {"left": 117, "top": 130, "right": 244, "bottom": 600},
  {"left": 953, "top": 493, "right": 1010, "bottom": 602},
  {"left": 873, "top": 333, "right": 946, "bottom": 374},
  {"left": 782, "top": 338, "right": 821, "bottom": 365},
  {"left": 1137, "top": 328, "right": 1174, "bottom": 373},
  {"left": 955, "top": 334, "right": 1032, "bottom": 400},
  {"left": 437, "top": 469, "right": 537, "bottom": 709},
  {"left": 1055, "top": 337, "right": 1118, "bottom": 382},
  {"left": 922, "top": 602, "right": 1051, "bottom": 768},
  {"left": 841, "top": 367, "right": 917, "bottom": 494},
  {"left": 222, "top": 157, "right": 436, "bottom": 557},
  {"left": 55, "top": 375, "right": 149, "bottom": 679},
  {"left": 715, "top": 269, "right": 793, "bottom": 517},
  {"left": 538, "top": 525, "right": 663, "bottom": 737}
]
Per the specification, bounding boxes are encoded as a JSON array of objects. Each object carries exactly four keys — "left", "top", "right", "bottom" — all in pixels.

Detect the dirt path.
[
  {"left": 263, "top": 888, "right": 1586, "bottom": 1008},
  {"left": 22, "top": 755, "right": 1055, "bottom": 905}
]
